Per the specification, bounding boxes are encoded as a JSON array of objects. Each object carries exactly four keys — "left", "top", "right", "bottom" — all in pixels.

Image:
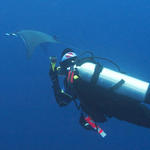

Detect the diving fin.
[{"left": 84, "top": 116, "right": 107, "bottom": 138}]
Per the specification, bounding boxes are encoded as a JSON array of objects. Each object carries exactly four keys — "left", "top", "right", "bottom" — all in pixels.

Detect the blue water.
[{"left": 1, "top": 0, "right": 150, "bottom": 149}]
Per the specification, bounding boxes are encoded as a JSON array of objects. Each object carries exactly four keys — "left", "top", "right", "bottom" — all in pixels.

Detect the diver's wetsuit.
[{"left": 49, "top": 65, "right": 100, "bottom": 130}]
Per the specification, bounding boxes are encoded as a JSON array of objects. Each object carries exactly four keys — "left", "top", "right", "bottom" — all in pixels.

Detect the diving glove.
[{"left": 49, "top": 56, "right": 58, "bottom": 82}]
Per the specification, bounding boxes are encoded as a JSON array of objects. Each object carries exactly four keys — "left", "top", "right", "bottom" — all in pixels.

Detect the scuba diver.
[
  {"left": 49, "top": 48, "right": 106, "bottom": 137},
  {"left": 49, "top": 48, "right": 150, "bottom": 137}
]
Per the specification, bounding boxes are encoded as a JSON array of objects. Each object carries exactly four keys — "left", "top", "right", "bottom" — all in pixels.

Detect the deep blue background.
[{"left": 1, "top": 0, "right": 150, "bottom": 149}]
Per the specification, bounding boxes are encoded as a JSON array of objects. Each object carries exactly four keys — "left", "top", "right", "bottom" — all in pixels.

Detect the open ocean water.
[{"left": 0, "top": 0, "right": 150, "bottom": 150}]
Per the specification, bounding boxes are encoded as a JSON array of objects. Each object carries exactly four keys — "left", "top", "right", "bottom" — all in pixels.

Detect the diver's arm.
[
  {"left": 52, "top": 79, "right": 73, "bottom": 106},
  {"left": 49, "top": 67, "right": 73, "bottom": 106}
]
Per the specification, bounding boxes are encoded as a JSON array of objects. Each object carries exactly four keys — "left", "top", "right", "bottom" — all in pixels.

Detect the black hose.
[
  {"left": 78, "top": 51, "right": 94, "bottom": 57},
  {"left": 94, "top": 56, "right": 122, "bottom": 72}
]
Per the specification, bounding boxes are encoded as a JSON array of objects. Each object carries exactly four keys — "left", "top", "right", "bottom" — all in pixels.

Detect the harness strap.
[
  {"left": 145, "top": 86, "right": 150, "bottom": 104},
  {"left": 91, "top": 63, "right": 103, "bottom": 85},
  {"left": 110, "top": 79, "right": 125, "bottom": 91},
  {"left": 67, "top": 69, "right": 76, "bottom": 85},
  {"left": 67, "top": 71, "right": 71, "bottom": 83},
  {"left": 70, "top": 71, "right": 74, "bottom": 83}
]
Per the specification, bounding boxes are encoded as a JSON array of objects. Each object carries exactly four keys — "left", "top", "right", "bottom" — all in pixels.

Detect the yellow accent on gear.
[
  {"left": 74, "top": 75, "right": 79, "bottom": 80},
  {"left": 51, "top": 63, "right": 56, "bottom": 71},
  {"left": 57, "top": 66, "right": 61, "bottom": 71}
]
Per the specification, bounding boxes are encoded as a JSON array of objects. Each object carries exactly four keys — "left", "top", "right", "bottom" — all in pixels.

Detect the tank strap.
[
  {"left": 110, "top": 79, "right": 125, "bottom": 91},
  {"left": 145, "top": 86, "right": 150, "bottom": 104},
  {"left": 91, "top": 63, "right": 103, "bottom": 85}
]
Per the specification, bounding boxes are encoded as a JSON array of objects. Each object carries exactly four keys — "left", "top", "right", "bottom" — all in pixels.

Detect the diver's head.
[{"left": 60, "top": 48, "right": 77, "bottom": 69}]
